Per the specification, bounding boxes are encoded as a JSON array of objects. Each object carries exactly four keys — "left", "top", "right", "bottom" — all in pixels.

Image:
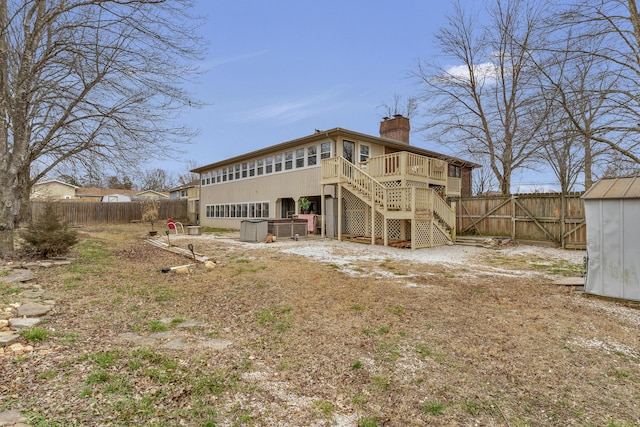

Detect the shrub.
[{"left": 21, "top": 204, "right": 78, "bottom": 258}]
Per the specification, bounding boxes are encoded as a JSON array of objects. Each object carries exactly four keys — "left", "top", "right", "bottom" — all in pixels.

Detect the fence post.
[
  {"left": 510, "top": 195, "right": 516, "bottom": 240},
  {"left": 560, "top": 193, "right": 566, "bottom": 249}
]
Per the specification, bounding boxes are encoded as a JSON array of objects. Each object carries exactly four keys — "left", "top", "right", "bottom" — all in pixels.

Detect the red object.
[{"left": 167, "top": 219, "right": 176, "bottom": 230}]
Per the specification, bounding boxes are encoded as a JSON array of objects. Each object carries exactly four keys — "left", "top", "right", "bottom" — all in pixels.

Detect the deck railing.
[{"left": 361, "top": 152, "right": 448, "bottom": 184}]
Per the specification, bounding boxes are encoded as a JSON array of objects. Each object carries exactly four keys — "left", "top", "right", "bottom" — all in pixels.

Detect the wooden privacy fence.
[
  {"left": 456, "top": 193, "right": 586, "bottom": 249},
  {"left": 31, "top": 200, "right": 188, "bottom": 225}
]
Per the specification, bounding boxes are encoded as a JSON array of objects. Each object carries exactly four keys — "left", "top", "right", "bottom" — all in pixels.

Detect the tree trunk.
[
  {"left": 583, "top": 134, "right": 593, "bottom": 190},
  {"left": 0, "top": 166, "right": 27, "bottom": 256}
]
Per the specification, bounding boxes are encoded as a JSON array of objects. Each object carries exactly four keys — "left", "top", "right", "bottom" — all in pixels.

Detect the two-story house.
[{"left": 192, "top": 115, "right": 479, "bottom": 249}]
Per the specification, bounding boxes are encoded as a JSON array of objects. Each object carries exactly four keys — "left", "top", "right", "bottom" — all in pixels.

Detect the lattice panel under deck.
[
  {"left": 412, "top": 220, "right": 451, "bottom": 249},
  {"left": 343, "top": 190, "right": 369, "bottom": 236}
]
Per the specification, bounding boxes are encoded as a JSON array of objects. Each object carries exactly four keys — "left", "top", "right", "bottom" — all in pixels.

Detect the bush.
[{"left": 21, "top": 204, "right": 78, "bottom": 258}]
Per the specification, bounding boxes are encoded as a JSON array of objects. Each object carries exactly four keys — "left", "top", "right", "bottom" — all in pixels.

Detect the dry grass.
[{"left": 1, "top": 224, "right": 639, "bottom": 426}]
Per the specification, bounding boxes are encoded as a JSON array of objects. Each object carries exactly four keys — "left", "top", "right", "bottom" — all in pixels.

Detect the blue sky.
[{"left": 168, "top": 0, "right": 558, "bottom": 190}]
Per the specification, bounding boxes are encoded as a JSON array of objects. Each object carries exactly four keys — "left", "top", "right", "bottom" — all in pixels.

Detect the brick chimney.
[{"left": 379, "top": 114, "right": 410, "bottom": 144}]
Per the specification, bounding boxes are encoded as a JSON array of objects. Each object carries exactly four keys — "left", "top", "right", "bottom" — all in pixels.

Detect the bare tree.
[
  {"left": 0, "top": 0, "right": 204, "bottom": 253},
  {"left": 379, "top": 94, "right": 419, "bottom": 119},
  {"left": 137, "top": 168, "right": 176, "bottom": 192},
  {"left": 414, "top": 0, "right": 551, "bottom": 194},
  {"left": 177, "top": 159, "right": 201, "bottom": 186},
  {"left": 544, "top": 0, "right": 640, "bottom": 167}
]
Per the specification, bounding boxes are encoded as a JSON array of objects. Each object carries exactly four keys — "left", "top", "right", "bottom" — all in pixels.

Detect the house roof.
[
  {"left": 75, "top": 188, "right": 168, "bottom": 198},
  {"left": 582, "top": 177, "right": 640, "bottom": 199},
  {"left": 191, "top": 127, "right": 481, "bottom": 173},
  {"left": 76, "top": 187, "right": 139, "bottom": 197},
  {"left": 169, "top": 180, "right": 199, "bottom": 192},
  {"left": 33, "top": 179, "right": 79, "bottom": 189}
]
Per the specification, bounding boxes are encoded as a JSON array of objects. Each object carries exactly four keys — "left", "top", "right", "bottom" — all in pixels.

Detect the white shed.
[
  {"left": 101, "top": 194, "right": 132, "bottom": 202},
  {"left": 582, "top": 177, "right": 640, "bottom": 301}
]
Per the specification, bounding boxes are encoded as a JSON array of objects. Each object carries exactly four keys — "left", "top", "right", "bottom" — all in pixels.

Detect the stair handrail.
[
  {"left": 337, "top": 157, "right": 387, "bottom": 210},
  {"left": 431, "top": 189, "right": 455, "bottom": 230}
]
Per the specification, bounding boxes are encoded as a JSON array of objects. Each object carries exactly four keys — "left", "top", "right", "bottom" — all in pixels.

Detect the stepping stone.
[
  {"left": 0, "top": 331, "right": 20, "bottom": 347},
  {"left": 0, "top": 409, "right": 27, "bottom": 425},
  {"left": 553, "top": 277, "right": 585, "bottom": 286},
  {"left": 161, "top": 337, "right": 189, "bottom": 350},
  {"left": 16, "top": 302, "right": 52, "bottom": 317},
  {"left": 0, "top": 269, "right": 34, "bottom": 283},
  {"left": 176, "top": 320, "right": 207, "bottom": 328},
  {"left": 116, "top": 333, "right": 157, "bottom": 346},
  {"left": 9, "top": 317, "right": 42, "bottom": 331},
  {"left": 202, "top": 339, "right": 233, "bottom": 350},
  {"left": 20, "top": 288, "right": 44, "bottom": 298}
]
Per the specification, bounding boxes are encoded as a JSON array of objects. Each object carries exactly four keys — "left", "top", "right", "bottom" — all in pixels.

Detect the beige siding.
[
  {"left": 199, "top": 167, "right": 324, "bottom": 228},
  {"left": 31, "top": 182, "right": 76, "bottom": 200}
]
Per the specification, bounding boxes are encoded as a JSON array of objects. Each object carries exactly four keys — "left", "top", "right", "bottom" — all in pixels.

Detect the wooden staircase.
[{"left": 321, "top": 156, "right": 456, "bottom": 248}]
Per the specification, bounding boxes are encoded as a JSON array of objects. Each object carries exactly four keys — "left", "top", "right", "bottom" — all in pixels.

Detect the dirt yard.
[{"left": 1, "top": 224, "right": 639, "bottom": 426}]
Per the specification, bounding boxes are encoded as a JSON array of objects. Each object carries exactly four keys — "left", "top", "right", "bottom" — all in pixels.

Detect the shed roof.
[{"left": 582, "top": 177, "right": 640, "bottom": 199}]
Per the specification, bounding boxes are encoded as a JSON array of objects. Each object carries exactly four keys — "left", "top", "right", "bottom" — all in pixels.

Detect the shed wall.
[{"left": 585, "top": 199, "right": 640, "bottom": 301}]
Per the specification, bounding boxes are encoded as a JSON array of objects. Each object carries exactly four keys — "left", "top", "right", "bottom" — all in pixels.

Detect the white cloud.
[
  {"left": 444, "top": 62, "right": 498, "bottom": 85},
  {"left": 232, "top": 88, "right": 345, "bottom": 125},
  {"left": 205, "top": 50, "right": 269, "bottom": 71}
]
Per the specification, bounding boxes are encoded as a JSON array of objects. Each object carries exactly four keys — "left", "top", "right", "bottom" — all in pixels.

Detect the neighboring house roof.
[
  {"left": 75, "top": 188, "right": 168, "bottom": 198},
  {"left": 32, "top": 179, "right": 79, "bottom": 189},
  {"left": 169, "top": 180, "right": 200, "bottom": 193},
  {"left": 76, "top": 187, "right": 139, "bottom": 198},
  {"left": 191, "top": 127, "right": 481, "bottom": 173},
  {"left": 136, "top": 190, "right": 169, "bottom": 198},
  {"left": 583, "top": 177, "right": 640, "bottom": 199}
]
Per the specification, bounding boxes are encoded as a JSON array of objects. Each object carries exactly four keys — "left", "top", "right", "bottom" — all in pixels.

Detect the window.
[
  {"left": 296, "top": 148, "right": 305, "bottom": 168},
  {"left": 257, "top": 159, "right": 263, "bottom": 175},
  {"left": 217, "top": 170, "right": 222, "bottom": 183},
  {"left": 275, "top": 154, "right": 283, "bottom": 172},
  {"left": 228, "top": 167, "right": 233, "bottom": 181},
  {"left": 249, "top": 203, "right": 256, "bottom": 218},
  {"left": 285, "top": 151, "right": 293, "bottom": 170},
  {"left": 234, "top": 164, "right": 240, "bottom": 180},
  {"left": 241, "top": 204, "right": 248, "bottom": 217},
  {"left": 343, "top": 140, "right": 355, "bottom": 163},
  {"left": 262, "top": 202, "right": 269, "bottom": 218},
  {"left": 205, "top": 172, "right": 210, "bottom": 185},
  {"left": 359, "top": 144, "right": 370, "bottom": 163},
  {"left": 222, "top": 168, "right": 227, "bottom": 182},
  {"left": 241, "top": 163, "right": 247, "bottom": 178},
  {"left": 321, "top": 142, "right": 331, "bottom": 159},
  {"left": 449, "top": 165, "right": 461, "bottom": 178},
  {"left": 307, "top": 145, "right": 317, "bottom": 166},
  {"left": 266, "top": 156, "right": 273, "bottom": 173}
]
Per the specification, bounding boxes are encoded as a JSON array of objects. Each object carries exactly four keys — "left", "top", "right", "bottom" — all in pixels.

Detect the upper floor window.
[
  {"left": 449, "top": 165, "right": 461, "bottom": 178},
  {"left": 359, "top": 144, "right": 370, "bottom": 163},
  {"left": 234, "top": 164, "right": 240, "bottom": 180},
  {"left": 275, "top": 154, "right": 283, "bottom": 172},
  {"left": 249, "top": 161, "right": 255, "bottom": 177},
  {"left": 307, "top": 145, "right": 317, "bottom": 166},
  {"left": 343, "top": 140, "right": 355, "bottom": 163},
  {"left": 296, "top": 148, "right": 305, "bottom": 168},
  {"left": 285, "top": 151, "right": 293, "bottom": 170},
  {"left": 321, "top": 141, "right": 331, "bottom": 159},
  {"left": 266, "top": 156, "right": 273, "bottom": 173},
  {"left": 257, "top": 159, "right": 264, "bottom": 175},
  {"left": 242, "top": 162, "right": 248, "bottom": 178}
]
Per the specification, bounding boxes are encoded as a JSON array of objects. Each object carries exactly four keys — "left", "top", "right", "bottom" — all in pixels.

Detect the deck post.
[
  {"left": 337, "top": 185, "right": 342, "bottom": 242},
  {"left": 321, "top": 185, "right": 325, "bottom": 238},
  {"left": 371, "top": 201, "right": 375, "bottom": 245}
]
